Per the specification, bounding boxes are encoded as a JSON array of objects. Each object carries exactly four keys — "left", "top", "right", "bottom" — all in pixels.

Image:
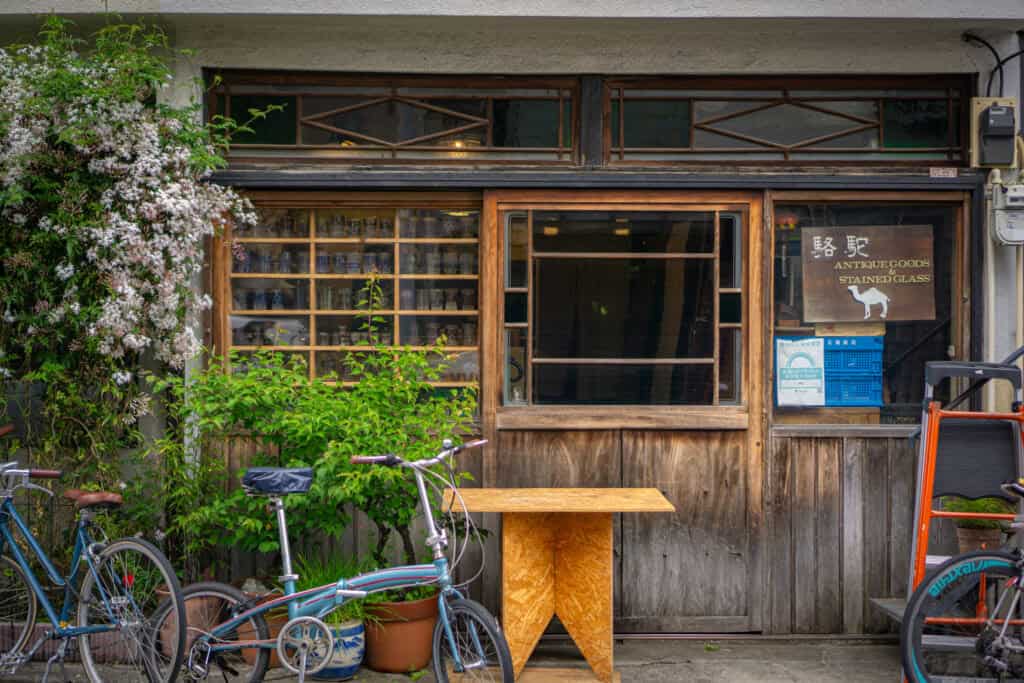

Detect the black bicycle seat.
[{"left": 242, "top": 467, "right": 313, "bottom": 495}]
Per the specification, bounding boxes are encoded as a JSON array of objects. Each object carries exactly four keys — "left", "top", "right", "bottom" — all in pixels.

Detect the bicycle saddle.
[
  {"left": 0, "top": 424, "right": 13, "bottom": 438},
  {"left": 242, "top": 467, "right": 313, "bottom": 495},
  {"left": 63, "top": 488, "right": 123, "bottom": 509}
]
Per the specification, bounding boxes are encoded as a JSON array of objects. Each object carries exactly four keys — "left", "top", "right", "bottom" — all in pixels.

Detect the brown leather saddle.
[{"left": 63, "top": 488, "right": 123, "bottom": 510}]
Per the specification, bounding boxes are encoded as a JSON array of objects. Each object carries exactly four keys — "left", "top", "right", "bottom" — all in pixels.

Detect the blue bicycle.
[
  {"left": 162, "top": 438, "right": 512, "bottom": 682},
  {"left": 0, "top": 454, "right": 187, "bottom": 682}
]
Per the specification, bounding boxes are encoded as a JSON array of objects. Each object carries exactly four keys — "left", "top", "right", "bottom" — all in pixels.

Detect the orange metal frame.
[{"left": 911, "top": 402, "right": 1024, "bottom": 591}]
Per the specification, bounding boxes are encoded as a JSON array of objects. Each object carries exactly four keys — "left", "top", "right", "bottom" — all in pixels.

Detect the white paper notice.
[{"left": 776, "top": 337, "right": 825, "bottom": 407}]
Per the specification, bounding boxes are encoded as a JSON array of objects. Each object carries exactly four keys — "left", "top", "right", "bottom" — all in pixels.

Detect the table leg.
[
  {"left": 503, "top": 512, "right": 556, "bottom": 678},
  {"left": 554, "top": 512, "right": 613, "bottom": 683},
  {"left": 502, "top": 512, "right": 614, "bottom": 683}
]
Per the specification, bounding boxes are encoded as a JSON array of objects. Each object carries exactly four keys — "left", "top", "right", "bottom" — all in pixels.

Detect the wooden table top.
[{"left": 443, "top": 488, "right": 676, "bottom": 513}]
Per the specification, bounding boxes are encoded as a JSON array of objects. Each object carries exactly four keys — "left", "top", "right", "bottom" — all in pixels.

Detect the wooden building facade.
[{"left": 209, "top": 70, "right": 988, "bottom": 635}]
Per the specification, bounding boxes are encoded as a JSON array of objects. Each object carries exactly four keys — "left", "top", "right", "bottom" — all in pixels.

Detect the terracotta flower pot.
[
  {"left": 364, "top": 595, "right": 438, "bottom": 673},
  {"left": 956, "top": 526, "right": 1004, "bottom": 554}
]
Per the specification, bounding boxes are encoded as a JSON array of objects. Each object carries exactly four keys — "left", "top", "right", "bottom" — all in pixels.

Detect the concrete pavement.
[{"left": 9, "top": 637, "right": 901, "bottom": 681}]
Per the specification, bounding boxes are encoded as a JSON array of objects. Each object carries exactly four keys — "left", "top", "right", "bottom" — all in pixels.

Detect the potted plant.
[
  {"left": 363, "top": 585, "right": 439, "bottom": 674},
  {"left": 317, "top": 277, "right": 478, "bottom": 674},
  {"left": 942, "top": 496, "right": 1015, "bottom": 553},
  {"left": 293, "top": 555, "right": 369, "bottom": 681}
]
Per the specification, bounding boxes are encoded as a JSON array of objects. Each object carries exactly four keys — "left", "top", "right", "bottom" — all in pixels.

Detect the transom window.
[
  {"left": 502, "top": 209, "right": 744, "bottom": 406},
  {"left": 606, "top": 76, "right": 969, "bottom": 163},
  {"left": 208, "top": 71, "right": 576, "bottom": 162}
]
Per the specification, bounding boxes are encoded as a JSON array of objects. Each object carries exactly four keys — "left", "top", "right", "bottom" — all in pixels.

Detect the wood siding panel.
[
  {"left": 620, "top": 431, "right": 751, "bottom": 632},
  {"left": 765, "top": 434, "right": 916, "bottom": 634},
  {"left": 493, "top": 430, "right": 623, "bottom": 623}
]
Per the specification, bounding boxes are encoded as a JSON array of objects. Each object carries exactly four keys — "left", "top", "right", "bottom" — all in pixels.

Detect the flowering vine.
[{"left": 0, "top": 19, "right": 254, "bottom": 380}]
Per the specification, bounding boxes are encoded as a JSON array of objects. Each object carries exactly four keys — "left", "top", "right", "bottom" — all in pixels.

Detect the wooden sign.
[{"left": 800, "top": 225, "right": 935, "bottom": 323}]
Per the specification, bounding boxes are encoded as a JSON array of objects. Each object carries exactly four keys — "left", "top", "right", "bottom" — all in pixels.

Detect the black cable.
[
  {"left": 987, "top": 48, "right": 1024, "bottom": 98},
  {"left": 963, "top": 33, "right": 1004, "bottom": 98}
]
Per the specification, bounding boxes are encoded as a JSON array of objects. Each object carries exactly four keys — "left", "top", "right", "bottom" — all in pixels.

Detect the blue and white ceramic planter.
[{"left": 313, "top": 619, "right": 366, "bottom": 681}]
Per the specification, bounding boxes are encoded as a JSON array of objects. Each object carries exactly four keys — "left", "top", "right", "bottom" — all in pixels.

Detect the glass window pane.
[
  {"left": 318, "top": 279, "right": 393, "bottom": 312},
  {"left": 720, "top": 293, "right": 742, "bottom": 324},
  {"left": 623, "top": 100, "right": 690, "bottom": 148},
  {"left": 230, "top": 315, "right": 309, "bottom": 347},
  {"left": 505, "top": 328, "right": 527, "bottom": 406},
  {"left": 505, "top": 293, "right": 528, "bottom": 324},
  {"left": 711, "top": 102, "right": 863, "bottom": 147},
  {"left": 882, "top": 100, "right": 952, "bottom": 148},
  {"left": 237, "top": 208, "right": 308, "bottom": 238},
  {"left": 400, "top": 244, "right": 476, "bottom": 276},
  {"left": 534, "top": 364, "right": 713, "bottom": 405},
  {"left": 399, "top": 209, "right": 479, "bottom": 238},
  {"left": 232, "top": 351, "right": 309, "bottom": 375},
  {"left": 234, "top": 244, "right": 310, "bottom": 274},
  {"left": 493, "top": 99, "right": 560, "bottom": 148},
  {"left": 315, "top": 245, "right": 393, "bottom": 275},
  {"left": 533, "top": 211, "right": 714, "bottom": 253},
  {"left": 316, "top": 210, "right": 394, "bottom": 239},
  {"left": 506, "top": 214, "right": 528, "bottom": 288},
  {"left": 610, "top": 99, "right": 620, "bottom": 148},
  {"left": 233, "top": 279, "right": 310, "bottom": 311},
  {"left": 772, "top": 203, "right": 956, "bottom": 423},
  {"left": 719, "top": 328, "right": 742, "bottom": 404},
  {"left": 315, "top": 351, "right": 352, "bottom": 380},
  {"left": 230, "top": 95, "right": 297, "bottom": 145},
  {"left": 399, "top": 316, "right": 473, "bottom": 346},
  {"left": 399, "top": 280, "right": 476, "bottom": 312},
  {"left": 720, "top": 213, "right": 742, "bottom": 288},
  {"left": 533, "top": 258, "right": 714, "bottom": 359}
]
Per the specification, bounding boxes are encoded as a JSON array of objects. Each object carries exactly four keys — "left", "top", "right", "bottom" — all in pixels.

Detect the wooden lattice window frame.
[
  {"left": 207, "top": 70, "right": 578, "bottom": 164},
  {"left": 604, "top": 75, "right": 972, "bottom": 165},
  {"left": 213, "top": 191, "right": 484, "bottom": 389}
]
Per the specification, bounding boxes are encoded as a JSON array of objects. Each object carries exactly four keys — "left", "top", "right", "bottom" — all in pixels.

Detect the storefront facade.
[{"left": 5, "top": 3, "right": 1022, "bottom": 635}]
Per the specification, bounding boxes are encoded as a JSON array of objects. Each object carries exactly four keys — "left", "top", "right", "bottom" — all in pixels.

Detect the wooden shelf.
[
  {"left": 231, "top": 272, "right": 313, "bottom": 279},
  {"left": 327, "top": 380, "right": 478, "bottom": 387},
  {"left": 234, "top": 237, "right": 310, "bottom": 243},
  {"left": 399, "top": 310, "right": 479, "bottom": 316},
  {"left": 399, "top": 274, "right": 478, "bottom": 280},
  {"left": 313, "top": 237, "right": 395, "bottom": 244},
  {"left": 231, "top": 310, "right": 312, "bottom": 315},
  {"left": 398, "top": 238, "right": 479, "bottom": 244}
]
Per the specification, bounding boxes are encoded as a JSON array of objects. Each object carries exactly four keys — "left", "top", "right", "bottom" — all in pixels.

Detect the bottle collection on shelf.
[{"left": 230, "top": 208, "right": 481, "bottom": 382}]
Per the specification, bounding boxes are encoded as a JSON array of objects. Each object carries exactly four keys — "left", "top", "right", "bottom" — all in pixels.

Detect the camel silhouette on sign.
[{"left": 847, "top": 285, "right": 890, "bottom": 319}]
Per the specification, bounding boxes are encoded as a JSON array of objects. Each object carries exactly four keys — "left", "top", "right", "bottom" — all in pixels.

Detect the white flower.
[
  {"left": 2, "top": 309, "right": 13, "bottom": 323},
  {"left": 112, "top": 370, "right": 133, "bottom": 386},
  {"left": 55, "top": 263, "right": 75, "bottom": 280}
]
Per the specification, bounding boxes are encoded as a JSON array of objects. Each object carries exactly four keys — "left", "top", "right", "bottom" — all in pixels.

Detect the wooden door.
[{"left": 480, "top": 191, "right": 767, "bottom": 633}]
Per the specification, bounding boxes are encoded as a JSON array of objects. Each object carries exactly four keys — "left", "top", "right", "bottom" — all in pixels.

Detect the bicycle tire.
[
  {"left": 431, "top": 598, "right": 513, "bottom": 683},
  {"left": 77, "top": 537, "right": 186, "bottom": 683},
  {"left": 901, "top": 549, "right": 1023, "bottom": 683},
  {"left": 156, "top": 581, "right": 270, "bottom": 683},
  {"left": 0, "top": 554, "right": 37, "bottom": 658}
]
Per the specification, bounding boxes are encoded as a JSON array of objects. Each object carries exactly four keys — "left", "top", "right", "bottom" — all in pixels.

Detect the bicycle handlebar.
[
  {"left": 29, "top": 469, "right": 61, "bottom": 480},
  {"left": 350, "top": 439, "right": 489, "bottom": 468}
]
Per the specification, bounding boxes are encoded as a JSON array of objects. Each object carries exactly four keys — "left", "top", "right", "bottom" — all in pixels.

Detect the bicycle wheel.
[
  {"left": 0, "top": 555, "right": 37, "bottom": 658},
  {"left": 432, "top": 598, "right": 513, "bottom": 683},
  {"left": 153, "top": 581, "right": 270, "bottom": 683},
  {"left": 902, "top": 549, "right": 1024, "bottom": 682},
  {"left": 77, "top": 538, "right": 185, "bottom": 683}
]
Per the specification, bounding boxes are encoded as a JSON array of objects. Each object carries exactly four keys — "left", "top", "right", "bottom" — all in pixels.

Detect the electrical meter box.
[
  {"left": 993, "top": 183, "right": 1024, "bottom": 245},
  {"left": 971, "top": 97, "right": 1019, "bottom": 168}
]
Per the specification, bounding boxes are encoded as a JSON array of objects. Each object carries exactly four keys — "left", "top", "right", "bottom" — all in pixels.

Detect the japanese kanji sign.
[{"left": 800, "top": 225, "right": 935, "bottom": 323}]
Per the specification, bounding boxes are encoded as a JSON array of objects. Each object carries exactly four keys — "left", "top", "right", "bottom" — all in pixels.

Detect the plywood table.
[{"left": 444, "top": 488, "right": 676, "bottom": 683}]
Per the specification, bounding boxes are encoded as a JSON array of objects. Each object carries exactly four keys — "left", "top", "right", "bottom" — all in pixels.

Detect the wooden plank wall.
[{"left": 764, "top": 434, "right": 933, "bottom": 634}]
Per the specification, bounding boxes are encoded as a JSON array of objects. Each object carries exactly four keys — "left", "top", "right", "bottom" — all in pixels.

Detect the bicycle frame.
[
  {"left": 200, "top": 461, "right": 467, "bottom": 665},
  {"left": 0, "top": 497, "right": 114, "bottom": 639}
]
